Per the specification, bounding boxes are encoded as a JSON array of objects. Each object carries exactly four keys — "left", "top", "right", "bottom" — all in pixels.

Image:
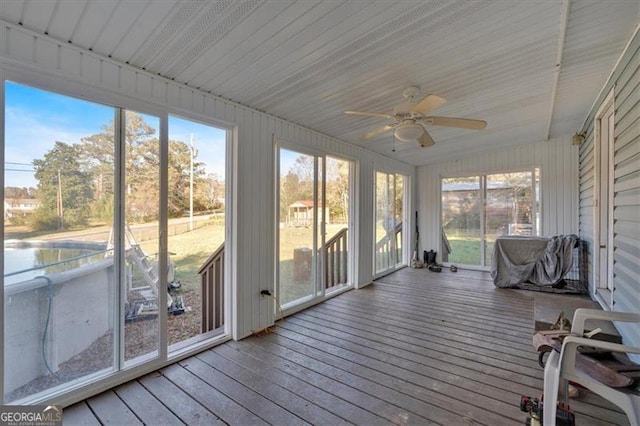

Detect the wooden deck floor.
[{"left": 64, "top": 268, "right": 628, "bottom": 425}]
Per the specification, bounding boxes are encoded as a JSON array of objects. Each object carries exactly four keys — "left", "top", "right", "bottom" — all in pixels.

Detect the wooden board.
[
  {"left": 113, "top": 380, "right": 184, "bottom": 425},
  {"left": 61, "top": 402, "right": 100, "bottom": 426},
  {"left": 138, "top": 372, "right": 224, "bottom": 425},
  {"left": 86, "top": 391, "right": 142, "bottom": 425}
]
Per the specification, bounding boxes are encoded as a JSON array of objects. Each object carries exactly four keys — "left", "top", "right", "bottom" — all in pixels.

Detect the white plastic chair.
[{"left": 543, "top": 308, "right": 640, "bottom": 426}]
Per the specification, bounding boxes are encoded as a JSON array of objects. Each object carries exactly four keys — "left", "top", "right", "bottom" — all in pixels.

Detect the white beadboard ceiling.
[{"left": 1, "top": 0, "right": 638, "bottom": 165}]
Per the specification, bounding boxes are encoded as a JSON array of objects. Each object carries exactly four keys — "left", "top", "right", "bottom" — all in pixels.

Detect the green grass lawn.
[
  {"left": 447, "top": 236, "right": 481, "bottom": 265},
  {"left": 278, "top": 224, "right": 347, "bottom": 305},
  {"left": 445, "top": 234, "right": 501, "bottom": 266}
]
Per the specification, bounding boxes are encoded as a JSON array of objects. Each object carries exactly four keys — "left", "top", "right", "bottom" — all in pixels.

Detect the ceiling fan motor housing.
[{"left": 393, "top": 102, "right": 420, "bottom": 119}]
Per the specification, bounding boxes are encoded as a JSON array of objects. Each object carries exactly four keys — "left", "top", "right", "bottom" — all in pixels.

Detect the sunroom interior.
[{"left": 1, "top": 1, "right": 639, "bottom": 424}]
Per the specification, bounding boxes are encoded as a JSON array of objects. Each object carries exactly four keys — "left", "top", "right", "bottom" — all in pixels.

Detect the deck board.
[
  {"left": 64, "top": 268, "right": 630, "bottom": 426},
  {"left": 62, "top": 402, "right": 100, "bottom": 426},
  {"left": 85, "top": 391, "right": 142, "bottom": 425},
  {"left": 113, "top": 380, "right": 184, "bottom": 425},
  {"left": 161, "top": 363, "right": 267, "bottom": 425},
  {"left": 138, "top": 372, "right": 225, "bottom": 425}
]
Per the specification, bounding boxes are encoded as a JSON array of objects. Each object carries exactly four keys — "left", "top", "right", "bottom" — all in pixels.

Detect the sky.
[{"left": 4, "top": 81, "right": 226, "bottom": 189}]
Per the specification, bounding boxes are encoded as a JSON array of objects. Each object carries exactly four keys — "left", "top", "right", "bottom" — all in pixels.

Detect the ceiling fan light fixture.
[{"left": 394, "top": 123, "right": 423, "bottom": 141}]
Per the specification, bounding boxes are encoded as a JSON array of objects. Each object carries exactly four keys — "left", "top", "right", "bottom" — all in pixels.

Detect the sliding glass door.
[
  {"left": 374, "top": 172, "right": 406, "bottom": 275},
  {"left": 484, "top": 171, "right": 538, "bottom": 265},
  {"left": 167, "top": 116, "right": 227, "bottom": 353},
  {"left": 441, "top": 177, "right": 482, "bottom": 265},
  {"left": 3, "top": 82, "right": 118, "bottom": 402},
  {"left": 122, "top": 110, "right": 160, "bottom": 366},
  {"left": 441, "top": 169, "right": 540, "bottom": 267},
  {"left": 277, "top": 146, "right": 352, "bottom": 311},
  {"left": 2, "top": 81, "right": 230, "bottom": 404}
]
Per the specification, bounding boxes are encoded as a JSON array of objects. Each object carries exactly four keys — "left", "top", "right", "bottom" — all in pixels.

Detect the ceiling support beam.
[{"left": 545, "top": 0, "right": 571, "bottom": 140}]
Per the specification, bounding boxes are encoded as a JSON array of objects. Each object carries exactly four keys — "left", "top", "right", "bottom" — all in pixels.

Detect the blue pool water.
[{"left": 4, "top": 244, "right": 107, "bottom": 285}]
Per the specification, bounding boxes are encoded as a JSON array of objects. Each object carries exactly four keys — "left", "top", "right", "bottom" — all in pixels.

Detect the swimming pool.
[{"left": 4, "top": 241, "right": 108, "bottom": 285}]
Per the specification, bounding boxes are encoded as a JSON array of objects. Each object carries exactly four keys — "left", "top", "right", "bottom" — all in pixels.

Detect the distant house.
[
  {"left": 4, "top": 198, "right": 39, "bottom": 219},
  {"left": 288, "top": 200, "right": 330, "bottom": 227}
]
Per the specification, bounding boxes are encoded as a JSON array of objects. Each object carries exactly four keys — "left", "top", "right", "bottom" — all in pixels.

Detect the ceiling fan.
[{"left": 345, "top": 86, "right": 487, "bottom": 147}]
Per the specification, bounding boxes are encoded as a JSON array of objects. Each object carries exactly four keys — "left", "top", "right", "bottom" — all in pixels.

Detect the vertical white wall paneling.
[
  {"left": 10, "top": 27, "right": 35, "bottom": 63},
  {"left": 358, "top": 155, "right": 374, "bottom": 287},
  {"left": 35, "top": 37, "right": 57, "bottom": 68},
  {"left": 235, "top": 107, "right": 250, "bottom": 338},
  {"left": 101, "top": 61, "right": 119, "bottom": 89},
  {"left": 416, "top": 136, "right": 579, "bottom": 264},
  {"left": 120, "top": 65, "right": 135, "bottom": 93},
  {"left": 248, "top": 110, "right": 259, "bottom": 334},
  {"left": 259, "top": 113, "right": 268, "bottom": 329},
  {"left": 0, "top": 58, "right": 5, "bottom": 404},
  {"left": 1, "top": 25, "right": 9, "bottom": 56},
  {"left": 61, "top": 45, "right": 82, "bottom": 77}
]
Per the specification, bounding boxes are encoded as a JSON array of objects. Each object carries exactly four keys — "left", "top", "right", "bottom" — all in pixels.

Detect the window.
[
  {"left": 441, "top": 169, "right": 540, "bottom": 267},
  {"left": 2, "top": 81, "right": 230, "bottom": 403}
]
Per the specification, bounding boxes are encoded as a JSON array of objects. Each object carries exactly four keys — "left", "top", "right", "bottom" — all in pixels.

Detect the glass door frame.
[
  {"left": 1, "top": 75, "right": 234, "bottom": 405},
  {"left": 166, "top": 114, "right": 233, "bottom": 357},
  {"left": 274, "top": 139, "right": 355, "bottom": 316},
  {"left": 439, "top": 167, "right": 542, "bottom": 270},
  {"left": 373, "top": 170, "right": 408, "bottom": 278},
  {"left": 275, "top": 142, "right": 326, "bottom": 312}
]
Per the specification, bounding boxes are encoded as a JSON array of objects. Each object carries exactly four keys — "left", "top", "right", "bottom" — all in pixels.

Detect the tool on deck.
[{"left": 520, "top": 396, "right": 575, "bottom": 426}]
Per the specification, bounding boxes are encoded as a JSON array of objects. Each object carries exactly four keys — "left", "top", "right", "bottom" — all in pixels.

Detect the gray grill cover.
[{"left": 491, "top": 235, "right": 578, "bottom": 288}]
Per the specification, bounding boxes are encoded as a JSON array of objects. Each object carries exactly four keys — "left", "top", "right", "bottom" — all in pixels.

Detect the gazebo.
[{"left": 288, "top": 200, "right": 330, "bottom": 227}]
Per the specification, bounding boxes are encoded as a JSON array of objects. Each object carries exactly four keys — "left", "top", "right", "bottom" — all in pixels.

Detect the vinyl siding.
[{"left": 579, "top": 28, "right": 639, "bottom": 350}]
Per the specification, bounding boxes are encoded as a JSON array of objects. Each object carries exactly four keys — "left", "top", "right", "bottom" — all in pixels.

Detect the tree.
[
  {"left": 80, "top": 111, "right": 161, "bottom": 222},
  {"left": 167, "top": 139, "right": 207, "bottom": 218},
  {"left": 32, "top": 141, "right": 92, "bottom": 230},
  {"left": 196, "top": 172, "right": 225, "bottom": 211},
  {"left": 279, "top": 172, "right": 300, "bottom": 222},
  {"left": 326, "top": 158, "right": 349, "bottom": 223},
  {"left": 4, "top": 187, "right": 36, "bottom": 198},
  {"left": 291, "top": 155, "right": 313, "bottom": 200},
  {"left": 79, "top": 112, "right": 209, "bottom": 222}
]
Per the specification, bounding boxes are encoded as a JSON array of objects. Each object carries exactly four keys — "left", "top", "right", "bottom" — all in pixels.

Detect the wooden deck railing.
[
  {"left": 375, "top": 222, "right": 403, "bottom": 267},
  {"left": 324, "top": 227, "right": 348, "bottom": 290},
  {"left": 198, "top": 242, "right": 224, "bottom": 333},
  {"left": 197, "top": 227, "right": 353, "bottom": 321}
]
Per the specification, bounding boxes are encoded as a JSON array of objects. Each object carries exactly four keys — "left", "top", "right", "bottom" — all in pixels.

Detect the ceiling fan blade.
[
  {"left": 412, "top": 94, "right": 447, "bottom": 115},
  {"left": 428, "top": 116, "right": 487, "bottom": 130},
  {"left": 345, "top": 110, "right": 394, "bottom": 120},
  {"left": 418, "top": 128, "right": 435, "bottom": 147},
  {"left": 360, "top": 125, "right": 393, "bottom": 140}
]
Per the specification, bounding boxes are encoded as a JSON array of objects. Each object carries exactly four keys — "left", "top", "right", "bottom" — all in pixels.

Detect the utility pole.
[
  {"left": 189, "top": 134, "right": 195, "bottom": 231},
  {"left": 57, "top": 168, "right": 64, "bottom": 230}
]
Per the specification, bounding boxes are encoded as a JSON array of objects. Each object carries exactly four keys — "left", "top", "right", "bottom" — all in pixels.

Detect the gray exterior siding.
[{"left": 579, "top": 30, "right": 639, "bottom": 349}]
